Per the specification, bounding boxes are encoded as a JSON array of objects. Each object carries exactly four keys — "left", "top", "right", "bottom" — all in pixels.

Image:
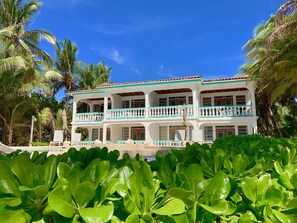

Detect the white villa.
[{"left": 70, "top": 75, "right": 257, "bottom": 147}]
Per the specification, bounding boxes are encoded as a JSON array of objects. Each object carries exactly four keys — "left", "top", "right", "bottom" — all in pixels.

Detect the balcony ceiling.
[
  {"left": 118, "top": 92, "right": 145, "bottom": 97},
  {"left": 201, "top": 88, "right": 247, "bottom": 94},
  {"left": 155, "top": 88, "right": 192, "bottom": 94}
]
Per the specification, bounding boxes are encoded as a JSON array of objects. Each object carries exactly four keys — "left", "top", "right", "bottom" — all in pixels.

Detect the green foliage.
[
  {"left": 1, "top": 136, "right": 297, "bottom": 222},
  {"left": 31, "top": 142, "right": 50, "bottom": 146}
]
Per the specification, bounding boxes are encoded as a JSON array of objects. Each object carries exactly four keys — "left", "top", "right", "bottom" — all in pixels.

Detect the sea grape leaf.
[
  {"left": 265, "top": 187, "right": 283, "bottom": 206},
  {"left": 125, "top": 213, "right": 140, "bottom": 223},
  {"left": 272, "top": 209, "right": 297, "bottom": 222},
  {"left": 74, "top": 182, "right": 95, "bottom": 207},
  {"left": 79, "top": 202, "right": 114, "bottom": 223},
  {"left": 0, "top": 160, "right": 19, "bottom": 195},
  {"left": 151, "top": 199, "right": 185, "bottom": 215},
  {"left": 202, "top": 171, "right": 231, "bottom": 204},
  {"left": 11, "top": 154, "right": 39, "bottom": 188},
  {"left": 48, "top": 185, "right": 76, "bottom": 218},
  {"left": 241, "top": 177, "right": 257, "bottom": 203},
  {"left": 200, "top": 199, "right": 235, "bottom": 216},
  {"left": 0, "top": 206, "right": 31, "bottom": 223},
  {"left": 56, "top": 162, "right": 71, "bottom": 179},
  {"left": 43, "top": 155, "right": 57, "bottom": 189},
  {"left": 186, "top": 164, "right": 204, "bottom": 201},
  {"left": 81, "top": 160, "right": 109, "bottom": 187}
]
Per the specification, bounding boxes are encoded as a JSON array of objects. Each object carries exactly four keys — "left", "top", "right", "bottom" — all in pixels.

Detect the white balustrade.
[
  {"left": 199, "top": 105, "right": 252, "bottom": 118},
  {"left": 75, "top": 112, "right": 103, "bottom": 122},
  {"left": 107, "top": 108, "right": 145, "bottom": 119},
  {"left": 153, "top": 140, "right": 183, "bottom": 147},
  {"left": 149, "top": 105, "right": 193, "bottom": 117}
]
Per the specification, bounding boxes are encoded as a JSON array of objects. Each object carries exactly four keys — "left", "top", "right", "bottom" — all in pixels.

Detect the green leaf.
[
  {"left": 200, "top": 199, "right": 236, "bottom": 216},
  {"left": 202, "top": 171, "right": 231, "bottom": 204},
  {"left": 186, "top": 164, "right": 204, "bottom": 201},
  {"left": 151, "top": 199, "right": 185, "bottom": 215},
  {"left": 162, "top": 187, "right": 194, "bottom": 207},
  {"left": 43, "top": 155, "right": 57, "bottom": 189},
  {"left": 272, "top": 209, "right": 297, "bottom": 223},
  {"left": 0, "top": 197, "right": 22, "bottom": 207},
  {"left": 48, "top": 185, "right": 76, "bottom": 218},
  {"left": 0, "top": 160, "right": 19, "bottom": 196},
  {"left": 57, "top": 162, "right": 71, "bottom": 179},
  {"left": 241, "top": 177, "right": 257, "bottom": 203},
  {"left": 0, "top": 206, "right": 31, "bottom": 223},
  {"left": 81, "top": 160, "right": 109, "bottom": 187},
  {"left": 238, "top": 211, "right": 259, "bottom": 223},
  {"left": 74, "top": 182, "right": 95, "bottom": 207},
  {"left": 265, "top": 188, "right": 283, "bottom": 206},
  {"left": 79, "top": 202, "right": 114, "bottom": 223},
  {"left": 11, "top": 155, "right": 38, "bottom": 188},
  {"left": 126, "top": 213, "right": 140, "bottom": 223}
]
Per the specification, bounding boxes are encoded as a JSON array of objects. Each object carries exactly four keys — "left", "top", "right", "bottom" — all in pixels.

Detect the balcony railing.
[
  {"left": 74, "top": 105, "right": 253, "bottom": 122},
  {"left": 199, "top": 105, "right": 252, "bottom": 118},
  {"left": 153, "top": 140, "right": 183, "bottom": 147},
  {"left": 106, "top": 108, "right": 145, "bottom": 119},
  {"left": 75, "top": 112, "right": 103, "bottom": 122},
  {"left": 117, "top": 140, "right": 146, "bottom": 144},
  {"left": 149, "top": 105, "right": 194, "bottom": 117}
]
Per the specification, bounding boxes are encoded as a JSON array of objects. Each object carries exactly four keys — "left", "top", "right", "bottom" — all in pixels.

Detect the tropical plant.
[
  {"left": 1, "top": 135, "right": 297, "bottom": 222},
  {"left": 49, "top": 39, "right": 79, "bottom": 109},
  {"left": 76, "top": 61, "right": 112, "bottom": 89}
]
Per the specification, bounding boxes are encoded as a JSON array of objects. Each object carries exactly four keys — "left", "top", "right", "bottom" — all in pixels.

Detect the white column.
[
  {"left": 145, "top": 92, "right": 150, "bottom": 118},
  {"left": 102, "top": 124, "right": 107, "bottom": 144},
  {"left": 104, "top": 96, "right": 108, "bottom": 120},
  {"left": 192, "top": 89, "right": 198, "bottom": 118},
  {"left": 249, "top": 87, "right": 257, "bottom": 117},
  {"left": 144, "top": 123, "right": 152, "bottom": 144},
  {"left": 72, "top": 98, "right": 77, "bottom": 122},
  {"left": 71, "top": 126, "right": 77, "bottom": 141}
]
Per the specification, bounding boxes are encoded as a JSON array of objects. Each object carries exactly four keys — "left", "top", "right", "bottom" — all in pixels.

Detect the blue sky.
[{"left": 30, "top": 0, "right": 281, "bottom": 99}]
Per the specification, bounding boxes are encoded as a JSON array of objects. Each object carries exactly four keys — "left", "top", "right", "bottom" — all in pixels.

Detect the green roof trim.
[
  {"left": 98, "top": 79, "right": 201, "bottom": 90},
  {"left": 202, "top": 79, "right": 247, "bottom": 85},
  {"left": 70, "top": 91, "right": 104, "bottom": 96}
]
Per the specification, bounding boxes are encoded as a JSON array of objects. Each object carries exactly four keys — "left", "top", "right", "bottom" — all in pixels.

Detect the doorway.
[{"left": 131, "top": 127, "right": 145, "bottom": 140}]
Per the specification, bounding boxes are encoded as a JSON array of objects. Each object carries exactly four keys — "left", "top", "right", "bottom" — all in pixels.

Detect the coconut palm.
[
  {"left": 49, "top": 39, "right": 78, "bottom": 109},
  {"left": 0, "top": 0, "right": 56, "bottom": 64},
  {"left": 76, "top": 61, "right": 112, "bottom": 89}
]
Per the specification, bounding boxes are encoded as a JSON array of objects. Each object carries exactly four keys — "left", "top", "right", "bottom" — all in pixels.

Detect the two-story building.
[{"left": 69, "top": 75, "right": 257, "bottom": 147}]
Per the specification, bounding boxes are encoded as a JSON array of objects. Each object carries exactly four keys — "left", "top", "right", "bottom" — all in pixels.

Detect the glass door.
[{"left": 131, "top": 127, "right": 145, "bottom": 140}]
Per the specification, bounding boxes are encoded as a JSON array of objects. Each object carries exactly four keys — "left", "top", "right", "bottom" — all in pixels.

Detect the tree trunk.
[
  {"left": 8, "top": 126, "right": 13, "bottom": 146},
  {"left": 269, "top": 106, "right": 283, "bottom": 137}
]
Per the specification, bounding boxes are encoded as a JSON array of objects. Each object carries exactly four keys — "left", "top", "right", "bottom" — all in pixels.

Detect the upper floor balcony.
[{"left": 73, "top": 104, "right": 253, "bottom": 123}]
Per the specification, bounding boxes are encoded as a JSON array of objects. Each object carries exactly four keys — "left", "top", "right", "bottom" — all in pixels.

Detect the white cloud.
[
  {"left": 157, "top": 65, "right": 175, "bottom": 78},
  {"left": 130, "top": 67, "right": 142, "bottom": 76},
  {"left": 91, "top": 47, "right": 126, "bottom": 65}
]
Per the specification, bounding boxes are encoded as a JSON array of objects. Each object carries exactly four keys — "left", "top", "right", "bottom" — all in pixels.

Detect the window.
[
  {"left": 214, "top": 96, "right": 233, "bottom": 106},
  {"left": 93, "top": 104, "right": 104, "bottom": 112},
  {"left": 122, "top": 127, "right": 129, "bottom": 140},
  {"left": 131, "top": 99, "right": 145, "bottom": 108},
  {"left": 92, "top": 129, "right": 99, "bottom": 141},
  {"left": 188, "top": 96, "right": 193, "bottom": 105},
  {"left": 122, "top": 101, "right": 130, "bottom": 108},
  {"left": 159, "top": 98, "right": 167, "bottom": 106},
  {"left": 99, "top": 128, "right": 111, "bottom": 141},
  {"left": 203, "top": 97, "right": 212, "bottom": 106},
  {"left": 204, "top": 126, "right": 213, "bottom": 141},
  {"left": 169, "top": 97, "right": 186, "bottom": 106},
  {"left": 108, "top": 103, "right": 111, "bottom": 109},
  {"left": 159, "top": 126, "right": 168, "bottom": 140},
  {"left": 236, "top": 95, "right": 246, "bottom": 105},
  {"left": 238, "top": 126, "right": 248, "bottom": 135},
  {"left": 215, "top": 126, "right": 235, "bottom": 138}
]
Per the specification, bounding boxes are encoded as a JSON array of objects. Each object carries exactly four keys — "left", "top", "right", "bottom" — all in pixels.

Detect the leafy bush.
[{"left": 0, "top": 136, "right": 297, "bottom": 222}]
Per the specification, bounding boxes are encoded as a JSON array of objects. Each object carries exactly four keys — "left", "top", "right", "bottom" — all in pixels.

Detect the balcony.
[
  {"left": 106, "top": 108, "right": 145, "bottom": 119},
  {"left": 149, "top": 105, "right": 194, "bottom": 117},
  {"left": 74, "top": 105, "right": 253, "bottom": 123},
  {"left": 74, "top": 112, "right": 104, "bottom": 122},
  {"left": 199, "top": 105, "right": 252, "bottom": 118}
]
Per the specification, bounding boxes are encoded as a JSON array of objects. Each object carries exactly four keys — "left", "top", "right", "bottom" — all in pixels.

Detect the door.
[
  {"left": 216, "top": 127, "right": 235, "bottom": 138},
  {"left": 214, "top": 96, "right": 233, "bottom": 106},
  {"left": 131, "top": 127, "right": 145, "bottom": 140}
]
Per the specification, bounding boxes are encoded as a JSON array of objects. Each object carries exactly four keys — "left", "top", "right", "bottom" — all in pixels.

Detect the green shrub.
[{"left": 0, "top": 136, "right": 296, "bottom": 222}]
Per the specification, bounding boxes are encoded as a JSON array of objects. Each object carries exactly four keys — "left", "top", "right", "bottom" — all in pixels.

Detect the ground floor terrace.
[{"left": 71, "top": 118, "right": 257, "bottom": 147}]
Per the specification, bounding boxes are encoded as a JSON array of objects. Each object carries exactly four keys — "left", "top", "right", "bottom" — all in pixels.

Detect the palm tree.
[
  {"left": 49, "top": 39, "right": 78, "bottom": 109},
  {"left": 0, "top": 0, "right": 56, "bottom": 64},
  {"left": 76, "top": 61, "right": 112, "bottom": 89}
]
